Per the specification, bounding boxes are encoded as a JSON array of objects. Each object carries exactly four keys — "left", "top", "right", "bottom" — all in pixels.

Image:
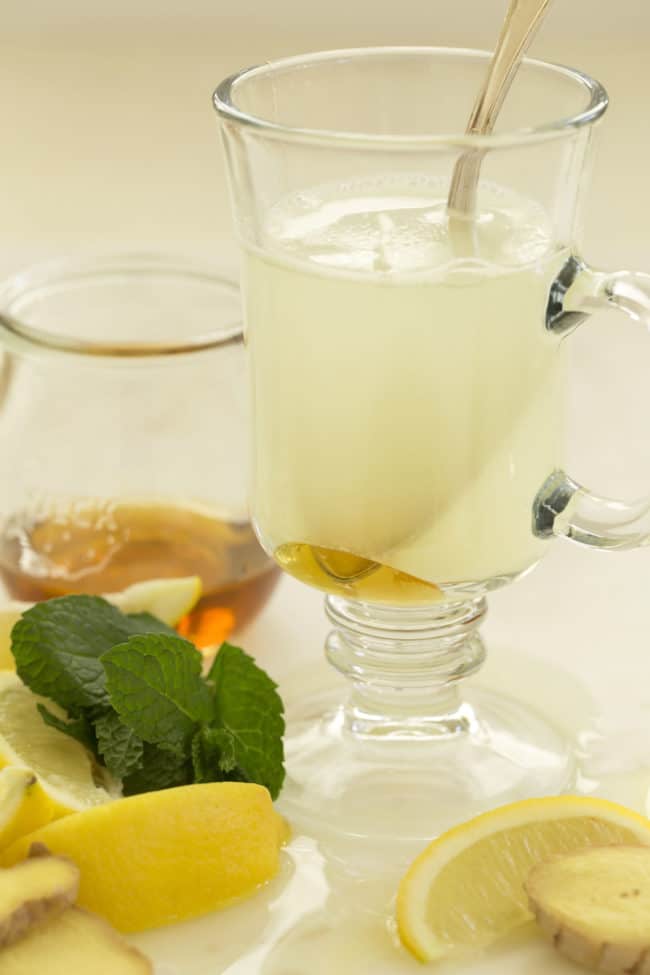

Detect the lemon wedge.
[
  {"left": 2, "top": 782, "right": 287, "bottom": 932},
  {"left": 0, "top": 672, "right": 116, "bottom": 821},
  {"left": 106, "top": 576, "right": 202, "bottom": 626},
  {"left": 0, "top": 767, "right": 55, "bottom": 850},
  {"left": 397, "top": 795, "right": 650, "bottom": 962},
  {"left": 0, "top": 576, "right": 202, "bottom": 669}
]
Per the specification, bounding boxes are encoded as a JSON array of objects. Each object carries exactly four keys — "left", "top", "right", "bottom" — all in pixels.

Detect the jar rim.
[{"left": 0, "top": 254, "right": 243, "bottom": 358}]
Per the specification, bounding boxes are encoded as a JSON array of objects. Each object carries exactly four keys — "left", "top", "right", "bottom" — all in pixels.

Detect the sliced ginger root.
[
  {"left": 526, "top": 845, "right": 650, "bottom": 974},
  {"left": 0, "top": 846, "right": 152, "bottom": 973},
  {"left": 0, "top": 850, "right": 79, "bottom": 947},
  {"left": 1, "top": 905, "right": 152, "bottom": 974}
]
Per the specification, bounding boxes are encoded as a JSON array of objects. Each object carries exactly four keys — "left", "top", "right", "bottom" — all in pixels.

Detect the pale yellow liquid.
[{"left": 244, "top": 179, "right": 566, "bottom": 602}]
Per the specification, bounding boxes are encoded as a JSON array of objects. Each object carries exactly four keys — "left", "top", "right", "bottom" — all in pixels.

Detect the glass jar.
[{"left": 0, "top": 254, "right": 279, "bottom": 639}]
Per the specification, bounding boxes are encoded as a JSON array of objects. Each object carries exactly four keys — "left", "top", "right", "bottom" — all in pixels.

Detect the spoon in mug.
[{"left": 448, "top": 0, "right": 555, "bottom": 249}]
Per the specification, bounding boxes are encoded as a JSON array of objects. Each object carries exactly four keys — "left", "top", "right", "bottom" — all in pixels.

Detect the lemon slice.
[
  {"left": 0, "top": 767, "right": 55, "bottom": 850},
  {"left": 3, "top": 782, "right": 288, "bottom": 932},
  {"left": 0, "top": 672, "right": 116, "bottom": 820},
  {"left": 0, "top": 602, "right": 31, "bottom": 670},
  {"left": 397, "top": 795, "right": 650, "bottom": 962},
  {"left": 0, "top": 576, "right": 202, "bottom": 670},
  {"left": 106, "top": 576, "right": 202, "bottom": 626}
]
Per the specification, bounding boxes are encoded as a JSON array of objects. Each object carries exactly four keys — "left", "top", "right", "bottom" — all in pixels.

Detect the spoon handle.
[{"left": 448, "top": 0, "right": 553, "bottom": 216}]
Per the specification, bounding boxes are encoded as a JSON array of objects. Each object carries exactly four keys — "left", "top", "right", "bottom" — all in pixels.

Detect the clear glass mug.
[
  {"left": 215, "top": 48, "right": 650, "bottom": 836},
  {"left": 0, "top": 255, "right": 279, "bottom": 641}
]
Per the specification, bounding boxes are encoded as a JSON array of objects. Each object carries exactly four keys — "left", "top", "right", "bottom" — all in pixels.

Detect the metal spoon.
[{"left": 448, "top": 0, "right": 554, "bottom": 231}]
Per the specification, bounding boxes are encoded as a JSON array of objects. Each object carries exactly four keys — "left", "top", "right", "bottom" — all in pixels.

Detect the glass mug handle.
[{"left": 534, "top": 257, "right": 650, "bottom": 549}]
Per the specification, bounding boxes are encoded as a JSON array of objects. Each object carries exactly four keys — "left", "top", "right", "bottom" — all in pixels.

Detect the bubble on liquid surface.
[{"left": 263, "top": 175, "right": 554, "bottom": 276}]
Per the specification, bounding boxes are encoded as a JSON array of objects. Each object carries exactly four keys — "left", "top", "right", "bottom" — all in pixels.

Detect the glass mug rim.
[
  {"left": 213, "top": 45, "right": 609, "bottom": 150},
  {"left": 0, "top": 253, "right": 243, "bottom": 360}
]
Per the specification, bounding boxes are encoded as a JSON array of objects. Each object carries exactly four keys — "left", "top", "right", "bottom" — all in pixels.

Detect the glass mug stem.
[
  {"left": 536, "top": 259, "right": 650, "bottom": 548},
  {"left": 325, "top": 595, "right": 486, "bottom": 738}
]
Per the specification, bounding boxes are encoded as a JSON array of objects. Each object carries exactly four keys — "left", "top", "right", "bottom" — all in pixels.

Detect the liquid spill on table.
[
  {"left": 132, "top": 645, "right": 650, "bottom": 975},
  {"left": 134, "top": 831, "right": 422, "bottom": 975}
]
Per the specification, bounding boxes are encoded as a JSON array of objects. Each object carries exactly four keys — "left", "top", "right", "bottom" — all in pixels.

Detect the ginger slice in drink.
[{"left": 312, "top": 547, "right": 379, "bottom": 582}]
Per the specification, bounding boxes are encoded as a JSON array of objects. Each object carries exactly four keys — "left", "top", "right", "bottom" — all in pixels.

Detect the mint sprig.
[
  {"left": 94, "top": 710, "right": 144, "bottom": 779},
  {"left": 122, "top": 743, "right": 191, "bottom": 796},
  {"left": 12, "top": 596, "right": 176, "bottom": 712},
  {"left": 103, "top": 634, "right": 213, "bottom": 755},
  {"left": 191, "top": 726, "right": 238, "bottom": 783},
  {"left": 11, "top": 596, "right": 285, "bottom": 799},
  {"left": 208, "top": 643, "right": 285, "bottom": 799}
]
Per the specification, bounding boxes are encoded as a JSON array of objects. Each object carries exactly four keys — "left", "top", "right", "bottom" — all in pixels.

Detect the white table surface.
[{"left": 2, "top": 10, "right": 650, "bottom": 973}]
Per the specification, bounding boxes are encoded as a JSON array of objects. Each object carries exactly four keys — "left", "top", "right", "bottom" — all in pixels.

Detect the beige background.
[{"left": 1, "top": 0, "right": 649, "bottom": 270}]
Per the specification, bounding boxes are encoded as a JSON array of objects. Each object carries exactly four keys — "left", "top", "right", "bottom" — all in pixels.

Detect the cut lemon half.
[
  {"left": 0, "top": 672, "right": 117, "bottom": 820},
  {"left": 397, "top": 795, "right": 650, "bottom": 962}
]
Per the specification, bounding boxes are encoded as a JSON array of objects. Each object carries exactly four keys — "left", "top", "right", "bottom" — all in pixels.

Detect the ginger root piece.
[
  {"left": 0, "top": 853, "right": 79, "bottom": 947},
  {"left": 1, "top": 905, "right": 152, "bottom": 974},
  {"left": 526, "top": 845, "right": 650, "bottom": 974}
]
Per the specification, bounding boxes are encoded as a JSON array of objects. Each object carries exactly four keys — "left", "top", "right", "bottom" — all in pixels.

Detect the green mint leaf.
[
  {"left": 94, "top": 710, "right": 144, "bottom": 779},
  {"left": 37, "top": 704, "right": 96, "bottom": 752},
  {"left": 208, "top": 643, "right": 285, "bottom": 800},
  {"left": 121, "top": 742, "right": 191, "bottom": 796},
  {"left": 102, "top": 633, "right": 212, "bottom": 754},
  {"left": 126, "top": 612, "right": 177, "bottom": 636},
  {"left": 191, "top": 726, "right": 238, "bottom": 783},
  {"left": 11, "top": 595, "right": 178, "bottom": 713}
]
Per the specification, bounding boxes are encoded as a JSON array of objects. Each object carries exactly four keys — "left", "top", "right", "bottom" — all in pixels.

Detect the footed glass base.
[
  {"left": 278, "top": 594, "right": 575, "bottom": 843},
  {"left": 280, "top": 684, "right": 575, "bottom": 842}
]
